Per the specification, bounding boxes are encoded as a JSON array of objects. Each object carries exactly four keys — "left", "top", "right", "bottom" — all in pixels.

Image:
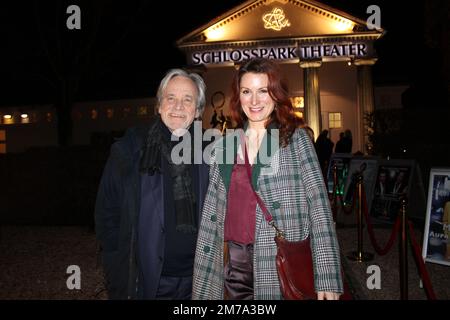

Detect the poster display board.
[
  {"left": 422, "top": 168, "right": 450, "bottom": 266},
  {"left": 369, "top": 160, "right": 415, "bottom": 223}
]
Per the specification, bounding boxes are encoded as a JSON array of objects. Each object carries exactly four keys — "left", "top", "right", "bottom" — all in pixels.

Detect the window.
[
  {"left": 329, "top": 112, "right": 342, "bottom": 129},
  {"left": 3, "top": 114, "right": 14, "bottom": 125},
  {"left": 123, "top": 107, "right": 131, "bottom": 118},
  {"left": 91, "top": 109, "right": 98, "bottom": 120},
  {"left": 290, "top": 96, "right": 304, "bottom": 120},
  {"left": 20, "top": 114, "right": 30, "bottom": 124},
  {"left": 137, "top": 106, "right": 148, "bottom": 117},
  {"left": 290, "top": 96, "right": 304, "bottom": 109},
  {"left": 106, "top": 108, "right": 114, "bottom": 119},
  {"left": 0, "top": 130, "right": 6, "bottom": 153}
]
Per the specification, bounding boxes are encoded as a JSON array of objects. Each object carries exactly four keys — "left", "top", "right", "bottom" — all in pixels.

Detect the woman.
[{"left": 192, "top": 58, "right": 343, "bottom": 300}]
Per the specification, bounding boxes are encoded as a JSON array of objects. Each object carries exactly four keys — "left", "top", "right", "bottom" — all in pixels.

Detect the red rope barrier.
[
  {"left": 407, "top": 220, "right": 437, "bottom": 300},
  {"left": 344, "top": 178, "right": 437, "bottom": 300},
  {"left": 361, "top": 188, "right": 401, "bottom": 255}
]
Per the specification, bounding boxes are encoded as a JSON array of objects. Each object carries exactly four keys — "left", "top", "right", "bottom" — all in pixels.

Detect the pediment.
[{"left": 177, "top": 0, "right": 383, "bottom": 47}]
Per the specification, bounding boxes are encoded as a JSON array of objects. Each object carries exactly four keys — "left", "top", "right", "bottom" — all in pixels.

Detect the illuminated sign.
[
  {"left": 262, "top": 8, "right": 291, "bottom": 31},
  {"left": 190, "top": 42, "right": 372, "bottom": 65},
  {"left": 191, "top": 46, "right": 298, "bottom": 65},
  {"left": 299, "top": 43, "right": 371, "bottom": 60}
]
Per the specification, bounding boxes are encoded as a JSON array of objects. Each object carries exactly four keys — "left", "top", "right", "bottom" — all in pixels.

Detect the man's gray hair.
[{"left": 156, "top": 69, "right": 206, "bottom": 115}]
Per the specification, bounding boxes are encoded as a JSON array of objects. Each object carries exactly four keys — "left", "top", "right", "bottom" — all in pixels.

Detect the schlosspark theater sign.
[{"left": 190, "top": 42, "right": 374, "bottom": 65}]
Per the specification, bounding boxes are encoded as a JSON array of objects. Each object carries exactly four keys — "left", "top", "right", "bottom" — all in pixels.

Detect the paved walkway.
[
  {"left": 336, "top": 220, "right": 449, "bottom": 300},
  {"left": 0, "top": 226, "right": 107, "bottom": 300},
  {"left": 0, "top": 225, "right": 448, "bottom": 300}
]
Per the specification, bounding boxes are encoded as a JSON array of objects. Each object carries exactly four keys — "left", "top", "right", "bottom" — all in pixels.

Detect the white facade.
[{"left": 200, "top": 60, "right": 359, "bottom": 152}]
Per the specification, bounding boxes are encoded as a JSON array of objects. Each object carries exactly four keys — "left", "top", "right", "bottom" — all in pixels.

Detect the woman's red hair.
[{"left": 229, "top": 58, "right": 303, "bottom": 147}]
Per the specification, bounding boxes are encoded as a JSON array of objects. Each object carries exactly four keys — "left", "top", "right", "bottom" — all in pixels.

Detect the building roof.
[{"left": 177, "top": 0, "right": 384, "bottom": 49}]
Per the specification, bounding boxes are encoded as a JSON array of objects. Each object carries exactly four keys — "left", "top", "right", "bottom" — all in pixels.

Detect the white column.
[
  {"left": 300, "top": 60, "right": 322, "bottom": 139},
  {"left": 355, "top": 58, "right": 377, "bottom": 154}
]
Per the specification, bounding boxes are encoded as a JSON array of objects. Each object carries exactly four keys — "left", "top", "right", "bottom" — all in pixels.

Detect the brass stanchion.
[
  {"left": 347, "top": 174, "right": 374, "bottom": 262},
  {"left": 399, "top": 197, "right": 408, "bottom": 300}
]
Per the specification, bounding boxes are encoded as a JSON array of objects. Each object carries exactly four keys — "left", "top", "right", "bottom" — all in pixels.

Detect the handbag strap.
[{"left": 238, "top": 130, "right": 285, "bottom": 238}]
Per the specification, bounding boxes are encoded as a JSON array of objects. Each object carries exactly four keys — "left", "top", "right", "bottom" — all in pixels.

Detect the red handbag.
[
  {"left": 275, "top": 232, "right": 352, "bottom": 300},
  {"left": 275, "top": 235, "right": 317, "bottom": 300}
]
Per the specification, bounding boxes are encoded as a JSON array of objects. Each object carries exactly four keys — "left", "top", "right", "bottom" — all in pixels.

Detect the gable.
[{"left": 177, "top": 0, "right": 382, "bottom": 47}]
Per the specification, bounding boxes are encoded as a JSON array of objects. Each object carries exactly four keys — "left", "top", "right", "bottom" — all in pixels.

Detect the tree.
[{"left": 32, "top": 0, "right": 148, "bottom": 146}]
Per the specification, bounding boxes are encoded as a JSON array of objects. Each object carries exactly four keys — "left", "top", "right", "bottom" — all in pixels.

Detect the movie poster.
[
  {"left": 422, "top": 168, "right": 450, "bottom": 266},
  {"left": 370, "top": 160, "right": 414, "bottom": 223}
]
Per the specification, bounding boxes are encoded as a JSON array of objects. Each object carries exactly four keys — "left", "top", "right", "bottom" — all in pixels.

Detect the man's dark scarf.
[{"left": 139, "top": 116, "right": 197, "bottom": 234}]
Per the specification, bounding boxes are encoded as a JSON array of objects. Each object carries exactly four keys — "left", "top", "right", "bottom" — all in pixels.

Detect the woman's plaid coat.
[{"left": 192, "top": 128, "right": 343, "bottom": 299}]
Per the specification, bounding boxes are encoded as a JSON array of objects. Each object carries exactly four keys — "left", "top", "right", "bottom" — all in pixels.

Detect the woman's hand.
[{"left": 317, "top": 291, "right": 341, "bottom": 300}]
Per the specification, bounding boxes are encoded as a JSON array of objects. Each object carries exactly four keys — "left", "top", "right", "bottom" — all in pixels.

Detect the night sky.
[{"left": 0, "top": 0, "right": 446, "bottom": 107}]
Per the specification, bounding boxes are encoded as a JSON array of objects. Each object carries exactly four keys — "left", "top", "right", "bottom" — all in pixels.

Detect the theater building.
[
  {"left": 177, "top": 0, "right": 384, "bottom": 153},
  {"left": 0, "top": 0, "right": 385, "bottom": 154}
]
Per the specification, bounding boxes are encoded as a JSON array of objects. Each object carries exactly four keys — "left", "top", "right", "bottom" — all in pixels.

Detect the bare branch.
[{"left": 33, "top": 0, "right": 62, "bottom": 81}]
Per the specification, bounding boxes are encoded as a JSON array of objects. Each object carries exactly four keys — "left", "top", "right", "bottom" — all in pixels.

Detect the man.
[
  {"left": 334, "top": 132, "right": 346, "bottom": 153},
  {"left": 95, "top": 69, "right": 209, "bottom": 299},
  {"left": 314, "top": 129, "right": 334, "bottom": 175},
  {"left": 373, "top": 170, "right": 389, "bottom": 219},
  {"left": 375, "top": 170, "right": 388, "bottom": 196},
  {"left": 391, "top": 170, "right": 408, "bottom": 195}
]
